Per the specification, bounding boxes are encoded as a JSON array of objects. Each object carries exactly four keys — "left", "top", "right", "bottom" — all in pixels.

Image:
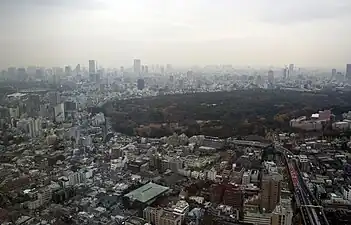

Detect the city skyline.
[
  {"left": 3, "top": 61, "right": 350, "bottom": 73},
  {"left": 0, "top": 0, "right": 351, "bottom": 68}
]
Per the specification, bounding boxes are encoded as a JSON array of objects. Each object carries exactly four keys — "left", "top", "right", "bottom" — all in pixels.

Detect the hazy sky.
[{"left": 1, "top": 0, "right": 350, "bottom": 69}]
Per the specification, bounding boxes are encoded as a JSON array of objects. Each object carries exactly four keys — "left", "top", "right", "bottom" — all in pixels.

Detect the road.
[
  {"left": 228, "top": 139, "right": 270, "bottom": 148},
  {"left": 230, "top": 140, "right": 329, "bottom": 225},
  {"left": 276, "top": 145, "right": 329, "bottom": 225}
]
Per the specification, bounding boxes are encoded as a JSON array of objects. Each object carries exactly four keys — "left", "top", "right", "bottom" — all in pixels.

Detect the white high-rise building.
[
  {"left": 17, "top": 118, "right": 42, "bottom": 138},
  {"left": 271, "top": 198, "right": 293, "bottom": 225},
  {"left": 29, "top": 118, "right": 41, "bottom": 138},
  {"left": 54, "top": 103, "right": 65, "bottom": 123},
  {"left": 89, "top": 60, "right": 96, "bottom": 74},
  {"left": 288, "top": 64, "right": 294, "bottom": 78},
  {"left": 134, "top": 59, "right": 141, "bottom": 75}
]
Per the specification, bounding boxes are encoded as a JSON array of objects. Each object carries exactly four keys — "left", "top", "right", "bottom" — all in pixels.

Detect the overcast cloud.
[{"left": 0, "top": 0, "right": 350, "bottom": 68}]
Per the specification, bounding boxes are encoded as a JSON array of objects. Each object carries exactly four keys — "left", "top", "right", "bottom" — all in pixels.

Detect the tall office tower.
[
  {"left": 210, "top": 184, "right": 225, "bottom": 203},
  {"left": 48, "top": 91, "right": 61, "bottom": 106},
  {"left": 20, "top": 118, "right": 41, "bottom": 138},
  {"left": 260, "top": 173, "right": 283, "bottom": 212},
  {"left": 17, "top": 68, "right": 27, "bottom": 81},
  {"left": 255, "top": 75, "right": 263, "bottom": 86},
  {"left": 27, "top": 66, "right": 37, "bottom": 75},
  {"left": 137, "top": 78, "right": 145, "bottom": 90},
  {"left": 53, "top": 67, "right": 64, "bottom": 74},
  {"left": 25, "top": 94, "right": 41, "bottom": 117},
  {"left": 75, "top": 64, "right": 81, "bottom": 73},
  {"left": 336, "top": 72, "right": 345, "bottom": 81},
  {"left": 187, "top": 70, "right": 193, "bottom": 77},
  {"left": 268, "top": 70, "right": 274, "bottom": 84},
  {"left": 141, "top": 65, "right": 145, "bottom": 74},
  {"left": 283, "top": 67, "right": 288, "bottom": 80},
  {"left": 288, "top": 64, "right": 294, "bottom": 78},
  {"left": 89, "top": 73, "right": 101, "bottom": 83},
  {"left": 166, "top": 64, "right": 172, "bottom": 72},
  {"left": 89, "top": 60, "right": 97, "bottom": 74},
  {"left": 223, "top": 184, "right": 244, "bottom": 209},
  {"left": 346, "top": 64, "right": 351, "bottom": 80},
  {"left": 54, "top": 102, "right": 65, "bottom": 122},
  {"left": 160, "top": 65, "right": 165, "bottom": 75},
  {"left": 332, "top": 68, "right": 337, "bottom": 79},
  {"left": 120, "top": 66, "right": 124, "bottom": 73},
  {"left": 65, "top": 66, "right": 72, "bottom": 74},
  {"left": 133, "top": 59, "right": 141, "bottom": 74},
  {"left": 8, "top": 67, "right": 16, "bottom": 77},
  {"left": 145, "top": 65, "right": 149, "bottom": 74}
]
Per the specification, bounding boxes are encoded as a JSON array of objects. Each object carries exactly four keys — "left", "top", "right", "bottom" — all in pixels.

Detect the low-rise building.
[{"left": 144, "top": 207, "right": 182, "bottom": 225}]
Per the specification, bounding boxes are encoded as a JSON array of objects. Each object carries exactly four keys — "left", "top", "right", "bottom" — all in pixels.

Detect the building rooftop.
[
  {"left": 125, "top": 216, "right": 146, "bottom": 225},
  {"left": 173, "top": 200, "right": 189, "bottom": 213},
  {"left": 162, "top": 210, "right": 181, "bottom": 220},
  {"left": 7, "top": 92, "right": 27, "bottom": 98},
  {"left": 124, "top": 182, "right": 169, "bottom": 203}
]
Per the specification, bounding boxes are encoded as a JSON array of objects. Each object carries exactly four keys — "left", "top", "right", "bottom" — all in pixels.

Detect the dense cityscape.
[{"left": 0, "top": 59, "right": 351, "bottom": 225}]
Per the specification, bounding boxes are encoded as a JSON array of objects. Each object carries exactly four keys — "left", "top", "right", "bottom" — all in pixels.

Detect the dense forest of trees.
[{"left": 102, "top": 89, "right": 351, "bottom": 138}]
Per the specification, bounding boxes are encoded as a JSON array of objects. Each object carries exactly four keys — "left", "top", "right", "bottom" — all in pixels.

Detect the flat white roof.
[
  {"left": 311, "top": 113, "right": 319, "bottom": 118},
  {"left": 7, "top": 92, "right": 27, "bottom": 98}
]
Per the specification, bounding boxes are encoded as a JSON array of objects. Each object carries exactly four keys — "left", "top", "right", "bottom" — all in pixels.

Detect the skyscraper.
[
  {"left": 145, "top": 65, "right": 149, "bottom": 74},
  {"left": 346, "top": 64, "right": 351, "bottom": 80},
  {"left": 209, "top": 184, "right": 224, "bottom": 203},
  {"left": 137, "top": 78, "right": 145, "bottom": 90},
  {"left": 134, "top": 59, "right": 141, "bottom": 75},
  {"left": 268, "top": 70, "right": 274, "bottom": 84},
  {"left": 332, "top": 68, "right": 337, "bottom": 79},
  {"left": 260, "top": 173, "right": 283, "bottom": 212},
  {"left": 75, "top": 64, "right": 81, "bottom": 73},
  {"left": 187, "top": 70, "right": 193, "bottom": 77},
  {"left": 283, "top": 67, "right": 288, "bottom": 80},
  {"left": 8, "top": 67, "right": 16, "bottom": 77},
  {"left": 35, "top": 68, "right": 44, "bottom": 78},
  {"left": 89, "top": 60, "right": 96, "bottom": 74},
  {"left": 223, "top": 184, "right": 244, "bottom": 209},
  {"left": 17, "top": 68, "right": 27, "bottom": 81},
  {"left": 336, "top": 72, "right": 345, "bottom": 81},
  {"left": 65, "top": 66, "right": 72, "bottom": 74},
  {"left": 288, "top": 64, "right": 294, "bottom": 78}
]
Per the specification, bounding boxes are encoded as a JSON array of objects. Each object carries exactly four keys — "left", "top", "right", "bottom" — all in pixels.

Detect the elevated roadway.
[
  {"left": 227, "top": 139, "right": 329, "bottom": 225},
  {"left": 277, "top": 145, "right": 329, "bottom": 225}
]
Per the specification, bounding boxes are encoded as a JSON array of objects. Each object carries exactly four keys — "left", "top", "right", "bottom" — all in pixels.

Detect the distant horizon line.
[{"left": 1, "top": 63, "right": 349, "bottom": 71}]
